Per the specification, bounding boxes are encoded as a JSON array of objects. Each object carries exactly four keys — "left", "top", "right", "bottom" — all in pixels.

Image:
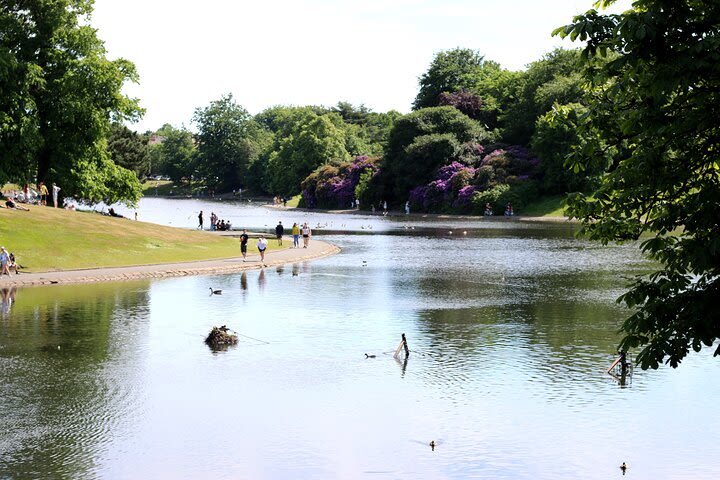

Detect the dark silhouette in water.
[
  {"left": 365, "top": 353, "right": 376, "bottom": 358},
  {"left": 209, "top": 288, "right": 222, "bottom": 295}
]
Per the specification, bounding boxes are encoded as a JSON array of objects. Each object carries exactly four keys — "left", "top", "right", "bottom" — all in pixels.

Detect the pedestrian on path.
[
  {"left": 275, "top": 221, "right": 284, "bottom": 246},
  {"left": 291, "top": 222, "right": 300, "bottom": 248},
  {"left": 239, "top": 229, "right": 249, "bottom": 261},
  {"left": 257, "top": 235, "right": 268, "bottom": 267},
  {"left": 301, "top": 223, "right": 311, "bottom": 248},
  {"left": 198, "top": 210, "right": 203, "bottom": 229}
]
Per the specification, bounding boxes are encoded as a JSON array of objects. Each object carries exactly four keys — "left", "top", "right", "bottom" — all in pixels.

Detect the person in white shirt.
[
  {"left": 256, "top": 236, "right": 268, "bottom": 266},
  {"left": 301, "top": 223, "right": 311, "bottom": 248}
]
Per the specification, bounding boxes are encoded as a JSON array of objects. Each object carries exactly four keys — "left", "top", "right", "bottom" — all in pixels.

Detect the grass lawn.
[
  {"left": 141, "top": 180, "right": 195, "bottom": 196},
  {"left": 0, "top": 205, "right": 283, "bottom": 272},
  {"left": 285, "top": 194, "right": 302, "bottom": 208},
  {"left": 520, "top": 195, "right": 567, "bottom": 217}
]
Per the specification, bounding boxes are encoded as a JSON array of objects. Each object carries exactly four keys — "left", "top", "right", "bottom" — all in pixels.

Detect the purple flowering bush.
[
  {"left": 301, "top": 156, "right": 380, "bottom": 209},
  {"left": 409, "top": 161, "right": 476, "bottom": 212},
  {"left": 407, "top": 145, "right": 541, "bottom": 214}
]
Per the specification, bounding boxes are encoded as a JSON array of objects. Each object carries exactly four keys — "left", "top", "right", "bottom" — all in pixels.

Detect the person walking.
[
  {"left": 291, "top": 222, "right": 300, "bottom": 248},
  {"left": 0, "top": 247, "right": 10, "bottom": 276},
  {"left": 257, "top": 235, "right": 268, "bottom": 267},
  {"left": 239, "top": 229, "right": 249, "bottom": 261},
  {"left": 52, "top": 183, "right": 60, "bottom": 208},
  {"left": 210, "top": 212, "right": 217, "bottom": 230},
  {"left": 275, "top": 221, "right": 284, "bottom": 246},
  {"left": 301, "top": 222, "right": 311, "bottom": 248},
  {"left": 198, "top": 210, "right": 204, "bottom": 230},
  {"left": 405, "top": 200, "right": 410, "bottom": 215}
]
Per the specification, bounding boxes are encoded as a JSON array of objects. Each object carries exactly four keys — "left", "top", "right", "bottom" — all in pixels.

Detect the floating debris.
[{"left": 205, "top": 325, "right": 238, "bottom": 350}]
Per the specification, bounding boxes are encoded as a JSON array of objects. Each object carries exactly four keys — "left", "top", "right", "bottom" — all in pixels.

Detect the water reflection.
[
  {"left": 1, "top": 287, "right": 16, "bottom": 318},
  {"left": 1, "top": 223, "right": 718, "bottom": 479},
  {"left": 0, "top": 282, "right": 150, "bottom": 479}
]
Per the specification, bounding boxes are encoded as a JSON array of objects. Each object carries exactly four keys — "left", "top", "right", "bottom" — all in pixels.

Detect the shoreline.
[
  {"left": 263, "top": 203, "right": 574, "bottom": 223},
  {"left": 0, "top": 240, "right": 340, "bottom": 288}
]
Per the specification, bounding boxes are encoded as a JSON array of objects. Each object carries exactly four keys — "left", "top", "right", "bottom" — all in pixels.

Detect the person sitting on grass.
[
  {"left": 5, "top": 197, "right": 30, "bottom": 211},
  {"left": 7, "top": 253, "right": 18, "bottom": 274}
]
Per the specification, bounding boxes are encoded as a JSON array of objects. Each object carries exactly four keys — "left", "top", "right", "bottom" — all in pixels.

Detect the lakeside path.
[{"left": 0, "top": 239, "right": 340, "bottom": 288}]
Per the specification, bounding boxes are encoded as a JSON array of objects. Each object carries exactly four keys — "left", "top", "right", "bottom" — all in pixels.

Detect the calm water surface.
[{"left": 1, "top": 199, "right": 718, "bottom": 479}]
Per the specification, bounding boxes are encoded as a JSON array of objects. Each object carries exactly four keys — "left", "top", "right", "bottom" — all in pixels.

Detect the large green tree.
[
  {"left": 530, "top": 103, "right": 611, "bottom": 194},
  {"left": 263, "top": 107, "right": 351, "bottom": 196},
  {"left": 151, "top": 125, "right": 196, "bottom": 183},
  {"left": 555, "top": 0, "right": 720, "bottom": 368},
  {"left": 0, "top": 0, "right": 143, "bottom": 204},
  {"left": 192, "top": 94, "right": 269, "bottom": 192},
  {"left": 382, "top": 106, "right": 490, "bottom": 201},
  {"left": 501, "top": 48, "right": 586, "bottom": 145},
  {"left": 413, "top": 48, "right": 503, "bottom": 111},
  {"left": 107, "top": 123, "right": 149, "bottom": 177}
]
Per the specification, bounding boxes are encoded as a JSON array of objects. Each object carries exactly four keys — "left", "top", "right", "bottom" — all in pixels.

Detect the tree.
[
  {"left": 153, "top": 125, "right": 196, "bottom": 183},
  {"left": 414, "top": 49, "right": 499, "bottom": 110},
  {"left": 554, "top": 0, "right": 720, "bottom": 368},
  {"left": 438, "top": 90, "right": 487, "bottom": 122},
  {"left": 265, "top": 110, "right": 350, "bottom": 197},
  {"left": 192, "top": 94, "right": 268, "bottom": 192},
  {"left": 501, "top": 48, "right": 586, "bottom": 145},
  {"left": 382, "top": 106, "right": 490, "bottom": 201},
  {"left": 530, "top": 103, "right": 611, "bottom": 194},
  {"left": 0, "top": 0, "right": 143, "bottom": 204},
  {"left": 107, "top": 123, "right": 149, "bottom": 177}
]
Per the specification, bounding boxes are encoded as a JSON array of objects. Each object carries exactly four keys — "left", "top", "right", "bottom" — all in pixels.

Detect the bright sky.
[{"left": 91, "top": 0, "right": 632, "bottom": 132}]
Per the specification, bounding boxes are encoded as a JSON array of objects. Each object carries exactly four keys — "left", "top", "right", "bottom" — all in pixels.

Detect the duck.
[
  {"left": 209, "top": 288, "right": 222, "bottom": 295},
  {"left": 364, "top": 353, "right": 376, "bottom": 358}
]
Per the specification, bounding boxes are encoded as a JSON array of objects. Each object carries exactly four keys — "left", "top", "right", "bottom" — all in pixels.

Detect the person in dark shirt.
[
  {"left": 275, "top": 221, "right": 284, "bottom": 246},
  {"left": 239, "top": 229, "right": 249, "bottom": 261}
]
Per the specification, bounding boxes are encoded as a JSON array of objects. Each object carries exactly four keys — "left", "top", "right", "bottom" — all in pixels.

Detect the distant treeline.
[{"left": 126, "top": 47, "right": 609, "bottom": 214}]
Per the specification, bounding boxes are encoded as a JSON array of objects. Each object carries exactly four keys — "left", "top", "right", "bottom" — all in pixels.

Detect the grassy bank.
[
  {"left": 519, "top": 195, "right": 567, "bottom": 217},
  {"left": 141, "top": 180, "right": 193, "bottom": 196},
  {"left": 0, "top": 206, "right": 282, "bottom": 272}
]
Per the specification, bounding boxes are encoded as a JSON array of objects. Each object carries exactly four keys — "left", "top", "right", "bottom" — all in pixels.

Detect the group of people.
[
  {"left": 272, "top": 196, "right": 288, "bottom": 207},
  {"left": 3, "top": 182, "right": 61, "bottom": 208},
  {"left": 272, "top": 221, "right": 312, "bottom": 249},
  {"left": 198, "top": 211, "right": 232, "bottom": 231},
  {"left": 235, "top": 220, "right": 313, "bottom": 269},
  {"left": 370, "top": 200, "right": 389, "bottom": 215},
  {"left": 0, "top": 246, "right": 19, "bottom": 275}
]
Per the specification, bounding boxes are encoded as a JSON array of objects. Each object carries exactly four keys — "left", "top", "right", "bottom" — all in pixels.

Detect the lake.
[{"left": 1, "top": 198, "right": 718, "bottom": 479}]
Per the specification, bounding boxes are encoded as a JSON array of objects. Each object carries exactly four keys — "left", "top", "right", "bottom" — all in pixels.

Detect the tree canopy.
[
  {"left": 192, "top": 94, "right": 269, "bottom": 193},
  {"left": 382, "top": 106, "right": 490, "bottom": 201},
  {"left": 0, "top": 0, "right": 143, "bottom": 205},
  {"left": 555, "top": 0, "right": 720, "bottom": 368}
]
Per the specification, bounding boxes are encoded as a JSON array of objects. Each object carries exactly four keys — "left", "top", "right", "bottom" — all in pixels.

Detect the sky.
[{"left": 91, "top": 0, "right": 632, "bottom": 132}]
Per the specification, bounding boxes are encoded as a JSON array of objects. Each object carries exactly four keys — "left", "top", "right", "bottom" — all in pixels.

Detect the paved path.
[{"left": 0, "top": 240, "right": 339, "bottom": 287}]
